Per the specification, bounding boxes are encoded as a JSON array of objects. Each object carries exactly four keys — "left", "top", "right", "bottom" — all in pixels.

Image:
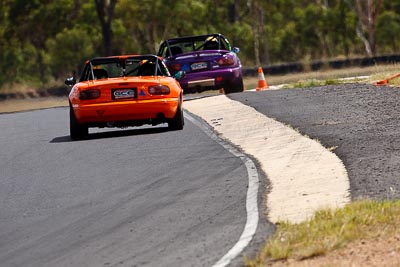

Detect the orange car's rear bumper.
[{"left": 73, "top": 97, "right": 179, "bottom": 124}]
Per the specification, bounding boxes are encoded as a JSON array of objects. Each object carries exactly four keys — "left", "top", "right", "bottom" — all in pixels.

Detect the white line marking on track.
[{"left": 184, "top": 111, "right": 259, "bottom": 267}]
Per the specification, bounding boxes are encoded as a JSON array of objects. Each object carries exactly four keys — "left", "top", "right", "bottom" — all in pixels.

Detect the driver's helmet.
[{"left": 203, "top": 36, "right": 219, "bottom": 50}]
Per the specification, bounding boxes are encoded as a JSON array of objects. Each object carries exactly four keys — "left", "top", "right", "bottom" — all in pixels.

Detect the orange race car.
[{"left": 65, "top": 55, "right": 185, "bottom": 140}]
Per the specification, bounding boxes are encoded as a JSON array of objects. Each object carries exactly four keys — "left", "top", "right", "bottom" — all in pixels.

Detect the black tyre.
[
  {"left": 168, "top": 99, "right": 184, "bottom": 130},
  {"left": 70, "top": 105, "right": 88, "bottom": 140},
  {"left": 225, "top": 78, "right": 244, "bottom": 94}
]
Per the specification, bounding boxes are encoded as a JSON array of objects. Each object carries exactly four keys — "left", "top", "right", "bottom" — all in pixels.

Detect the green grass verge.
[
  {"left": 245, "top": 199, "right": 400, "bottom": 266},
  {"left": 283, "top": 78, "right": 342, "bottom": 88},
  {"left": 243, "top": 63, "right": 400, "bottom": 90},
  {"left": 0, "top": 97, "right": 68, "bottom": 113}
]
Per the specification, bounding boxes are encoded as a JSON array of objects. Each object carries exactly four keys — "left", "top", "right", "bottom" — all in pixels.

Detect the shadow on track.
[{"left": 50, "top": 126, "right": 170, "bottom": 143}]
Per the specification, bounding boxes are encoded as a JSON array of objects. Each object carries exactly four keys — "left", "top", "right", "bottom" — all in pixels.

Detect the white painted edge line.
[{"left": 184, "top": 111, "right": 259, "bottom": 267}]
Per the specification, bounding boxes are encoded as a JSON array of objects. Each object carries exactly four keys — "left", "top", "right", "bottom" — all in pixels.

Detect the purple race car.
[{"left": 157, "top": 33, "right": 244, "bottom": 94}]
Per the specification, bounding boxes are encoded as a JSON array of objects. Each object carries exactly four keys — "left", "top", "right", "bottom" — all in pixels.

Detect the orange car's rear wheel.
[
  {"left": 70, "top": 105, "right": 88, "bottom": 140},
  {"left": 168, "top": 99, "right": 184, "bottom": 131}
]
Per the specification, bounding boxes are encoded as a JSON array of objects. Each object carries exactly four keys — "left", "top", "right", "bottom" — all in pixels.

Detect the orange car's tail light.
[
  {"left": 217, "top": 56, "right": 234, "bottom": 66},
  {"left": 148, "top": 85, "right": 170, "bottom": 95},
  {"left": 79, "top": 89, "right": 101, "bottom": 100}
]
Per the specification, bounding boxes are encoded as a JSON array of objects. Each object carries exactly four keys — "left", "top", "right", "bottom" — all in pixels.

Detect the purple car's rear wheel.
[{"left": 225, "top": 78, "right": 244, "bottom": 94}]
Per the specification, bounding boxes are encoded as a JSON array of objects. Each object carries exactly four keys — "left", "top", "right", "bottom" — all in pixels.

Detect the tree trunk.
[
  {"left": 94, "top": 0, "right": 117, "bottom": 56},
  {"left": 352, "top": 0, "right": 383, "bottom": 56},
  {"left": 248, "top": 0, "right": 261, "bottom": 66}
]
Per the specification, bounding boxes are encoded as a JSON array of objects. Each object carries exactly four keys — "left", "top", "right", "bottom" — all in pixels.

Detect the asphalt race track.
[
  {"left": 1, "top": 82, "right": 396, "bottom": 266},
  {"left": 230, "top": 83, "right": 400, "bottom": 201},
  {"left": 0, "top": 107, "right": 274, "bottom": 267}
]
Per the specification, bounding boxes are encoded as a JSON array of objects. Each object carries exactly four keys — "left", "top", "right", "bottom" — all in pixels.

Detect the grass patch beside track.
[
  {"left": 0, "top": 97, "right": 68, "bottom": 113},
  {"left": 243, "top": 63, "right": 400, "bottom": 89},
  {"left": 245, "top": 199, "right": 400, "bottom": 266}
]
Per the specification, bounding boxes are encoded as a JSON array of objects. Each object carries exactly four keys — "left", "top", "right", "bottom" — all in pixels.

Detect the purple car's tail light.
[
  {"left": 79, "top": 89, "right": 101, "bottom": 100},
  {"left": 217, "top": 55, "right": 235, "bottom": 66},
  {"left": 170, "top": 63, "right": 182, "bottom": 71},
  {"left": 148, "top": 85, "right": 170, "bottom": 95}
]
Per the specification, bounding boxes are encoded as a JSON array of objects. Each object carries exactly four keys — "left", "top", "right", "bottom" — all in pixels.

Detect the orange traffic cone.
[
  {"left": 256, "top": 67, "right": 269, "bottom": 91},
  {"left": 376, "top": 73, "right": 400, "bottom": 86}
]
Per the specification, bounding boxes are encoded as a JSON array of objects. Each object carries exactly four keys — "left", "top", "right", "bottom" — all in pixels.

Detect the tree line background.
[{"left": 0, "top": 0, "right": 399, "bottom": 92}]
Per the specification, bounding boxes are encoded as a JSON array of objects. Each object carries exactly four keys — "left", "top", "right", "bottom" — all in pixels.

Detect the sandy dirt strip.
[{"left": 185, "top": 94, "right": 350, "bottom": 223}]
